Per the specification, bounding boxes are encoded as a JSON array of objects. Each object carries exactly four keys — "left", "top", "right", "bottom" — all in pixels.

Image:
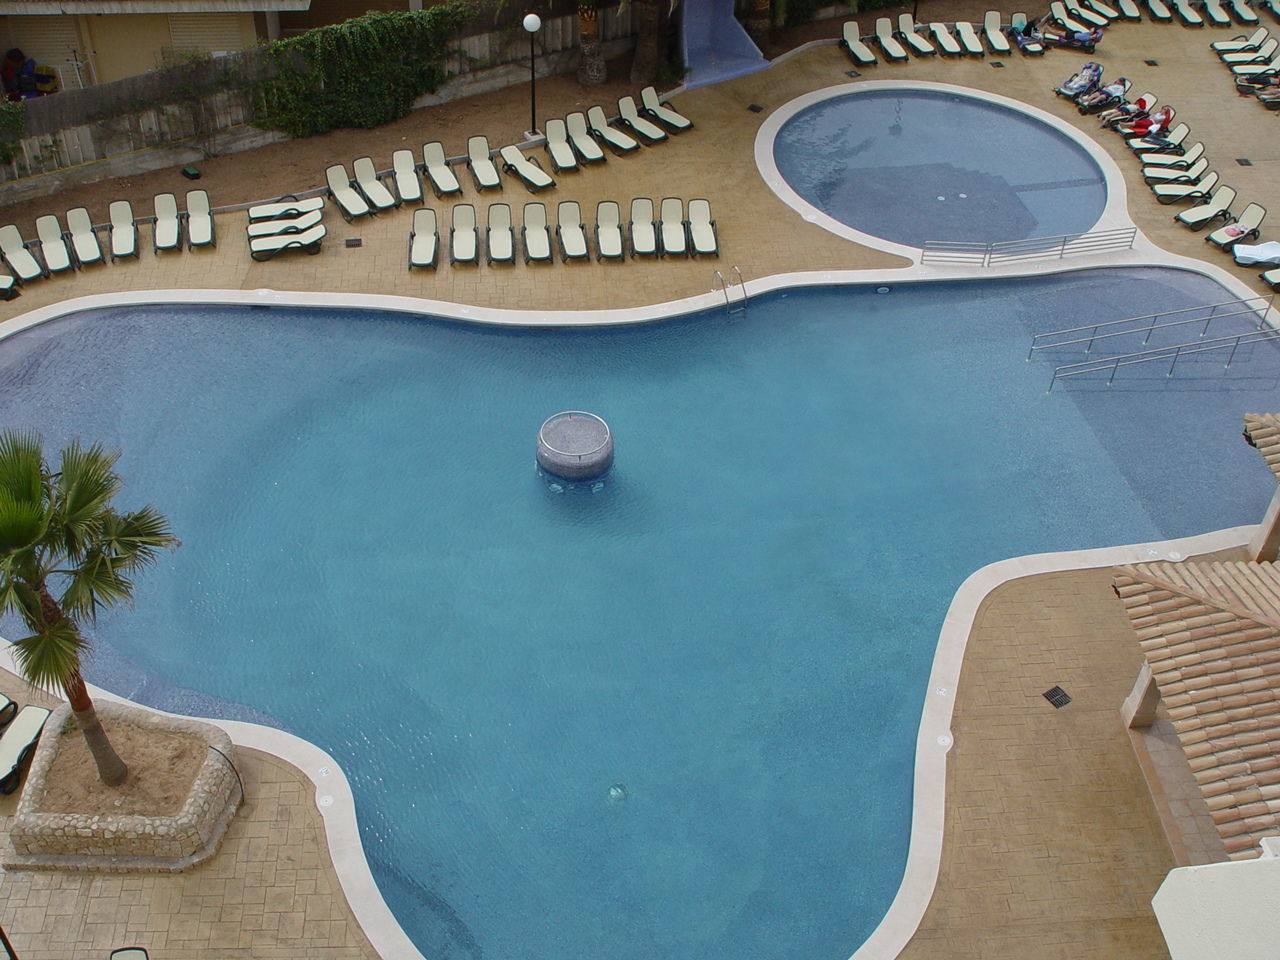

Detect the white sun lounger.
[
  {"left": 1232, "top": 53, "right": 1280, "bottom": 74},
  {"left": 34, "top": 214, "right": 72, "bottom": 274},
  {"left": 594, "top": 200, "right": 624, "bottom": 261},
  {"left": 687, "top": 199, "right": 718, "bottom": 257},
  {"left": 522, "top": 202, "right": 553, "bottom": 263},
  {"left": 1228, "top": 0, "right": 1260, "bottom": 23},
  {"left": 486, "top": 202, "right": 515, "bottom": 264},
  {"left": 1152, "top": 170, "right": 1219, "bottom": 203},
  {"left": 640, "top": 86, "right": 693, "bottom": 131},
  {"left": 1142, "top": 141, "right": 1205, "bottom": 167},
  {"left": 659, "top": 197, "right": 687, "bottom": 257},
  {"left": 422, "top": 142, "right": 463, "bottom": 198},
  {"left": 983, "top": 11, "right": 1013, "bottom": 51},
  {"left": 1115, "top": 0, "right": 1142, "bottom": 18},
  {"left": 466, "top": 136, "right": 502, "bottom": 191},
  {"left": 450, "top": 203, "right": 478, "bottom": 264},
  {"left": 108, "top": 201, "right": 137, "bottom": 261},
  {"left": 587, "top": 106, "right": 639, "bottom": 155},
  {"left": 0, "top": 706, "right": 50, "bottom": 795},
  {"left": 65, "top": 207, "right": 103, "bottom": 266},
  {"left": 249, "top": 223, "right": 326, "bottom": 260},
  {"left": 897, "top": 13, "right": 937, "bottom": 53},
  {"left": 392, "top": 149, "right": 423, "bottom": 204},
  {"left": 0, "top": 224, "right": 43, "bottom": 281},
  {"left": 1214, "top": 26, "right": 1268, "bottom": 52},
  {"left": 325, "top": 164, "right": 372, "bottom": 220},
  {"left": 1206, "top": 202, "right": 1265, "bottom": 248},
  {"left": 1259, "top": 0, "right": 1280, "bottom": 19},
  {"left": 1220, "top": 36, "right": 1276, "bottom": 61},
  {"left": 955, "top": 20, "right": 986, "bottom": 53},
  {"left": 1146, "top": 0, "right": 1173, "bottom": 19},
  {"left": 1127, "top": 122, "right": 1189, "bottom": 153},
  {"left": 153, "top": 193, "right": 183, "bottom": 251},
  {"left": 630, "top": 197, "right": 657, "bottom": 257},
  {"left": 543, "top": 118, "right": 579, "bottom": 171},
  {"left": 874, "top": 17, "right": 909, "bottom": 59},
  {"left": 0, "top": 273, "right": 12, "bottom": 299},
  {"left": 408, "top": 207, "right": 437, "bottom": 269},
  {"left": 1169, "top": 0, "right": 1204, "bottom": 24},
  {"left": 1009, "top": 12, "right": 1046, "bottom": 52},
  {"left": 1201, "top": 0, "right": 1233, "bottom": 25},
  {"left": 248, "top": 195, "right": 324, "bottom": 221},
  {"left": 618, "top": 96, "right": 668, "bottom": 142},
  {"left": 1066, "top": 0, "right": 1109, "bottom": 25},
  {"left": 1231, "top": 240, "right": 1280, "bottom": 264},
  {"left": 566, "top": 112, "right": 607, "bottom": 163},
  {"left": 1049, "top": 1, "right": 1090, "bottom": 30},
  {"left": 929, "top": 21, "right": 965, "bottom": 53},
  {"left": 556, "top": 200, "right": 589, "bottom": 260},
  {"left": 353, "top": 156, "right": 396, "bottom": 210},
  {"left": 841, "top": 21, "right": 878, "bottom": 64},
  {"left": 246, "top": 209, "right": 323, "bottom": 239},
  {"left": 1144, "top": 157, "right": 1209, "bottom": 184},
  {"left": 1175, "top": 184, "right": 1235, "bottom": 229},
  {"left": 1085, "top": 0, "right": 1120, "bottom": 17},
  {"left": 185, "top": 189, "right": 215, "bottom": 249},
  {"left": 498, "top": 145, "right": 555, "bottom": 193}
]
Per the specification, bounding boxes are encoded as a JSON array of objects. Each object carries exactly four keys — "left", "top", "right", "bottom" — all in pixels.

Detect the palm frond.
[
  {"left": 99, "top": 507, "right": 180, "bottom": 571},
  {"left": 55, "top": 440, "right": 122, "bottom": 559},
  {"left": 10, "top": 618, "right": 84, "bottom": 692},
  {"left": 0, "top": 488, "right": 48, "bottom": 555},
  {"left": 0, "top": 429, "right": 46, "bottom": 504},
  {"left": 59, "top": 550, "right": 135, "bottom": 622}
]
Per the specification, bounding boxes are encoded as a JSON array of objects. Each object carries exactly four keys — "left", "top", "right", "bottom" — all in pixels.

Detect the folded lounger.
[
  {"left": 543, "top": 118, "right": 580, "bottom": 171},
  {"left": 522, "top": 202, "right": 553, "bottom": 263},
  {"left": 392, "top": 149, "right": 423, "bottom": 204},
  {"left": 897, "top": 13, "right": 937, "bottom": 53},
  {"left": 1146, "top": 0, "right": 1174, "bottom": 19},
  {"left": 687, "top": 198, "right": 719, "bottom": 257},
  {"left": 587, "top": 106, "right": 640, "bottom": 156},
  {"left": 566, "top": 112, "right": 608, "bottom": 163},
  {"left": 1127, "top": 121, "right": 1188, "bottom": 153},
  {"left": 0, "top": 224, "right": 43, "bottom": 282},
  {"left": 1145, "top": 157, "right": 1209, "bottom": 184},
  {"left": 983, "top": 10, "right": 1013, "bottom": 51},
  {"left": 486, "top": 202, "right": 515, "bottom": 264},
  {"left": 556, "top": 200, "right": 590, "bottom": 260},
  {"left": 640, "top": 86, "right": 693, "bottom": 131},
  {"left": 498, "top": 145, "right": 555, "bottom": 193},
  {"left": 659, "top": 197, "right": 688, "bottom": 257},
  {"left": 450, "top": 203, "right": 478, "bottom": 264},
  {"left": 0, "top": 705, "right": 51, "bottom": 794},
  {"left": 1201, "top": 0, "right": 1233, "bottom": 25},
  {"left": 617, "top": 96, "right": 668, "bottom": 142},
  {"left": 246, "top": 209, "right": 323, "bottom": 239},
  {"left": 1169, "top": 0, "right": 1204, "bottom": 24},
  {"left": 1214, "top": 26, "right": 1269, "bottom": 52},
  {"left": 1008, "top": 13, "right": 1047, "bottom": 52},
  {"left": 185, "top": 189, "right": 215, "bottom": 249},
  {"left": 422, "top": 142, "right": 464, "bottom": 198},
  {"left": 594, "top": 200, "right": 624, "bottom": 261},
  {"left": 874, "top": 17, "right": 910, "bottom": 59},
  {"left": 1175, "top": 184, "right": 1236, "bottom": 228},
  {"left": 1206, "top": 201, "right": 1265, "bottom": 248},
  {"left": 65, "top": 206, "right": 103, "bottom": 267},
  {"left": 1221, "top": 37, "right": 1278, "bottom": 63},
  {"left": 955, "top": 20, "right": 986, "bottom": 54},
  {"left": 630, "top": 197, "right": 658, "bottom": 257},
  {"left": 1153, "top": 170, "right": 1219, "bottom": 203},
  {"left": 841, "top": 21, "right": 879, "bottom": 64},
  {"left": 249, "top": 224, "right": 326, "bottom": 260},
  {"left": 466, "top": 137, "right": 502, "bottom": 191},
  {"left": 1066, "top": 0, "right": 1110, "bottom": 25},
  {"left": 1142, "top": 140, "right": 1205, "bottom": 167},
  {"left": 108, "top": 200, "right": 137, "bottom": 261},
  {"left": 248, "top": 195, "right": 325, "bottom": 221},
  {"left": 35, "top": 214, "right": 73, "bottom": 274},
  {"left": 408, "top": 207, "right": 438, "bottom": 269},
  {"left": 325, "top": 164, "right": 372, "bottom": 220},
  {"left": 1049, "top": 1, "right": 1091, "bottom": 31},
  {"left": 930, "top": 21, "right": 965, "bottom": 53},
  {"left": 353, "top": 156, "right": 397, "bottom": 210},
  {"left": 1228, "top": 0, "right": 1261, "bottom": 22}
]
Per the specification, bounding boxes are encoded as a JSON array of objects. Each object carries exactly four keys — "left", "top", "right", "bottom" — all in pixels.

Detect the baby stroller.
[
  {"left": 1054, "top": 61, "right": 1103, "bottom": 99},
  {"left": 1078, "top": 77, "right": 1130, "bottom": 114}
]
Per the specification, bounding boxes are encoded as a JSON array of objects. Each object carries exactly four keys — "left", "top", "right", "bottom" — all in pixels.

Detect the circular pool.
[{"left": 770, "top": 88, "right": 1107, "bottom": 248}]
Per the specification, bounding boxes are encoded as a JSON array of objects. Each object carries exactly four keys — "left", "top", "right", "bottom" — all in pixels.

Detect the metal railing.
[
  {"left": 921, "top": 226, "right": 1138, "bottom": 266},
  {"left": 712, "top": 266, "right": 747, "bottom": 317},
  {"left": 1048, "top": 326, "right": 1280, "bottom": 390},
  {"left": 1029, "top": 295, "right": 1275, "bottom": 359}
]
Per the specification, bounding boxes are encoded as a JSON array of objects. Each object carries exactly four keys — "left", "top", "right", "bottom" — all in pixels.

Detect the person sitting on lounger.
[
  {"left": 1077, "top": 78, "right": 1127, "bottom": 108},
  {"left": 1097, "top": 93, "right": 1154, "bottom": 126},
  {"left": 1114, "top": 105, "right": 1172, "bottom": 136},
  {"left": 1044, "top": 25, "right": 1103, "bottom": 50}
]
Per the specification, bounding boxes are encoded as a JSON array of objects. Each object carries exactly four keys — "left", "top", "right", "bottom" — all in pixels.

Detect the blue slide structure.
[{"left": 680, "top": 0, "right": 770, "bottom": 90}]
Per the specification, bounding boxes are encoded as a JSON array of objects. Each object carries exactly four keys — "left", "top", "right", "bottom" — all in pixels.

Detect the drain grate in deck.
[
  {"left": 845, "top": 69, "right": 862, "bottom": 78},
  {"left": 1043, "top": 685, "right": 1072, "bottom": 708},
  {"left": 1144, "top": 58, "right": 1159, "bottom": 66},
  {"left": 345, "top": 238, "right": 362, "bottom": 248},
  {"left": 747, "top": 103, "right": 764, "bottom": 113},
  {"left": 1237, "top": 158, "right": 1254, "bottom": 166},
  {"left": 991, "top": 61, "right": 1005, "bottom": 68}
]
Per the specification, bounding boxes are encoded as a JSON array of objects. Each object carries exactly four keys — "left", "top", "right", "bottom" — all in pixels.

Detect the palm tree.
[
  {"left": 0, "top": 430, "right": 178, "bottom": 787},
  {"left": 577, "top": 0, "right": 607, "bottom": 85},
  {"left": 630, "top": 0, "right": 663, "bottom": 84}
]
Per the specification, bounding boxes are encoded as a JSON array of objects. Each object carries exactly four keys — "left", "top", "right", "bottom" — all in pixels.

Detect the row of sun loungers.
[
  {"left": 0, "top": 695, "right": 50, "bottom": 795},
  {"left": 410, "top": 198, "right": 717, "bottom": 269},
  {"left": 841, "top": 14, "right": 1019, "bottom": 62},
  {"left": 245, "top": 195, "right": 328, "bottom": 261}
]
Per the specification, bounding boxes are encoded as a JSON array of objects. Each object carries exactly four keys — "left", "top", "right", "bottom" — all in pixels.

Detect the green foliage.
[
  {"left": 0, "top": 100, "right": 26, "bottom": 164},
  {"left": 254, "top": 3, "right": 477, "bottom": 138}
]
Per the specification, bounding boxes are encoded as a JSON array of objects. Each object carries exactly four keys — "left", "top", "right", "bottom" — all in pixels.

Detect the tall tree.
[
  {"left": 578, "top": 0, "right": 607, "bottom": 85},
  {"left": 745, "top": 0, "right": 772, "bottom": 52},
  {"left": 0, "top": 430, "right": 179, "bottom": 787},
  {"left": 630, "top": 0, "right": 663, "bottom": 85}
]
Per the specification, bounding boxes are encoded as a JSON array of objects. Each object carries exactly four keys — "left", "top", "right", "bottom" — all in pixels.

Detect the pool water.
[
  {"left": 0, "top": 269, "right": 1274, "bottom": 960},
  {"left": 772, "top": 89, "right": 1108, "bottom": 247}
]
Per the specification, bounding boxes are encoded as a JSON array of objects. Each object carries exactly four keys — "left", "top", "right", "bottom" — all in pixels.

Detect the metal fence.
[{"left": 920, "top": 227, "right": 1139, "bottom": 266}]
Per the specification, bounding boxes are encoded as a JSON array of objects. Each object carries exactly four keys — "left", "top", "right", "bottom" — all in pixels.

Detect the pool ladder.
[{"left": 713, "top": 267, "right": 747, "bottom": 319}]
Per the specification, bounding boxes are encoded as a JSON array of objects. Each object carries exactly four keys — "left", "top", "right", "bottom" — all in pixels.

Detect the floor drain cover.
[
  {"left": 991, "top": 60, "right": 1005, "bottom": 68},
  {"left": 1043, "top": 686, "right": 1072, "bottom": 708},
  {"left": 1237, "top": 158, "right": 1254, "bottom": 166},
  {"left": 1144, "top": 58, "right": 1159, "bottom": 66},
  {"left": 845, "top": 69, "right": 862, "bottom": 77},
  {"left": 345, "top": 238, "right": 362, "bottom": 248},
  {"left": 747, "top": 103, "right": 764, "bottom": 112}
]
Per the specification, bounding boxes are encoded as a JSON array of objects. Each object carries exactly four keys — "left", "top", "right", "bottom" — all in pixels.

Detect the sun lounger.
[
  {"left": 1175, "top": 184, "right": 1236, "bottom": 228},
  {"left": 687, "top": 198, "right": 718, "bottom": 257},
  {"left": 1127, "top": 121, "right": 1189, "bottom": 153},
  {"left": 1146, "top": 0, "right": 1174, "bottom": 19},
  {"left": 522, "top": 202, "right": 553, "bottom": 263},
  {"left": 1008, "top": 12, "right": 1047, "bottom": 51},
  {"left": 1050, "top": 1, "right": 1091, "bottom": 30},
  {"left": 1206, "top": 201, "right": 1265, "bottom": 247},
  {"left": 659, "top": 197, "right": 687, "bottom": 257},
  {"left": 1260, "top": 0, "right": 1280, "bottom": 17},
  {"left": 498, "top": 145, "right": 555, "bottom": 193},
  {"left": 248, "top": 223, "right": 326, "bottom": 260},
  {"left": 543, "top": 118, "right": 579, "bottom": 172},
  {"left": 1202, "top": 0, "right": 1233, "bottom": 24},
  {"left": 566, "top": 112, "right": 607, "bottom": 164},
  {"left": 1214, "top": 26, "right": 1268, "bottom": 51},
  {"left": 1145, "top": 157, "right": 1209, "bottom": 184},
  {"left": 466, "top": 137, "right": 502, "bottom": 191},
  {"left": 248, "top": 195, "right": 325, "bottom": 222},
  {"left": 640, "top": 86, "right": 693, "bottom": 131},
  {"left": 1115, "top": 0, "right": 1143, "bottom": 19},
  {"left": 874, "top": 17, "right": 910, "bottom": 59},
  {"left": 930, "top": 21, "right": 966, "bottom": 53},
  {"left": 594, "top": 200, "right": 624, "bottom": 261},
  {"left": 1232, "top": 53, "right": 1280, "bottom": 73},
  {"left": 110, "top": 949, "right": 149, "bottom": 960},
  {"left": 353, "top": 156, "right": 396, "bottom": 210},
  {"left": 897, "top": 13, "right": 937, "bottom": 53},
  {"left": 422, "top": 142, "right": 463, "bottom": 198},
  {"left": 955, "top": 20, "right": 986, "bottom": 53},
  {"left": 1086, "top": 0, "right": 1121, "bottom": 17},
  {"left": 66, "top": 206, "right": 103, "bottom": 267},
  {"left": 0, "top": 695, "right": 16, "bottom": 728},
  {"left": 556, "top": 200, "right": 589, "bottom": 260},
  {"left": 587, "top": 106, "right": 640, "bottom": 155},
  {"left": 392, "top": 149, "right": 423, "bottom": 204},
  {"left": 106, "top": 200, "right": 137, "bottom": 261},
  {"left": 630, "top": 197, "right": 657, "bottom": 257},
  {"left": 0, "top": 224, "right": 43, "bottom": 282},
  {"left": 1142, "top": 141, "right": 1205, "bottom": 167},
  {"left": 154, "top": 193, "right": 184, "bottom": 251},
  {"left": 325, "top": 164, "right": 372, "bottom": 220},
  {"left": 1221, "top": 37, "right": 1277, "bottom": 61},
  {"left": 246, "top": 209, "right": 323, "bottom": 239},
  {"left": 184, "top": 189, "right": 215, "bottom": 249},
  {"left": 1228, "top": 0, "right": 1260, "bottom": 21},
  {"left": 1231, "top": 240, "right": 1280, "bottom": 264},
  {"left": 617, "top": 96, "right": 668, "bottom": 142},
  {"left": 450, "top": 203, "right": 478, "bottom": 264},
  {"left": 841, "top": 21, "right": 878, "bottom": 64},
  {"left": 1261, "top": 265, "right": 1280, "bottom": 289},
  {"left": 1153, "top": 169, "right": 1219, "bottom": 203},
  {"left": 408, "top": 208, "right": 438, "bottom": 269},
  {"left": 486, "top": 202, "right": 515, "bottom": 264},
  {"left": 983, "top": 10, "right": 1013, "bottom": 51},
  {"left": 0, "top": 273, "right": 14, "bottom": 300},
  {"left": 1169, "top": 0, "right": 1204, "bottom": 23},
  {"left": 0, "top": 705, "right": 51, "bottom": 794},
  {"left": 1066, "top": 0, "right": 1110, "bottom": 25},
  {"left": 35, "top": 214, "right": 72, "bottom": 274}
]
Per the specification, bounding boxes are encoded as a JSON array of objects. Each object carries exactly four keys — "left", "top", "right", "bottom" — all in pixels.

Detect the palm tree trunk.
[
  {"left": 630, "top": 0, "right": 662, "bottom": 85},
  {"left": 578, "top": 2, "right": 607, "bottom": 85},
  {"left": 746, "top": 0, "right": 772, "bottom": 52}
]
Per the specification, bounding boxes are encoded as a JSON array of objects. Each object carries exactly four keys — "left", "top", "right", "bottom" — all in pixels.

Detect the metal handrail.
[
  {"left": 712, "top": 266, "right": 747, "bottom": 316},
  {"left": 1048, "top": 327, "right": 1280, "bottom": 390},
  {"left": 921, "top": 226, "right": 1137, "bottom": 266},
  {"left": 537, "top": 411, "right": 611, "bottom": 461}
]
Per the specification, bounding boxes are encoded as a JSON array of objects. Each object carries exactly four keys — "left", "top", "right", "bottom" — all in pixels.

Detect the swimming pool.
[
  {"left": 0, "top": 268, "right": 1274, "bottom": 960},
  {"left": 770, "top": 88, "right": 1108, "bottom": 247}
]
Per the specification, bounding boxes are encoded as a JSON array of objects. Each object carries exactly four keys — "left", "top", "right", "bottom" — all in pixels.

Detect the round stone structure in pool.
[{"left": 771, "top": 88, "right": 1107, "bottom": 248}]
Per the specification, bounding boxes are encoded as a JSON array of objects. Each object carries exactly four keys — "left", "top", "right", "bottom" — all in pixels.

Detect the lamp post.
[{"left": 523, "top": 13, "right": 542, "bottom": 139}]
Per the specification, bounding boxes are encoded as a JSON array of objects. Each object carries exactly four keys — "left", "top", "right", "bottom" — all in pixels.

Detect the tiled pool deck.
[{"left": 1, "top": 14, "right": 1274, "bottom": 959}]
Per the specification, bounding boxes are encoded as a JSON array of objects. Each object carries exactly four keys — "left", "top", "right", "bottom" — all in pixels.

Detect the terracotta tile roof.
[
  {"left": 1112, "top": 560, "right": 1280, "bottom": 861},
  {"left": 1243, "top": 413, "right": 1280, "bottom": 483}
]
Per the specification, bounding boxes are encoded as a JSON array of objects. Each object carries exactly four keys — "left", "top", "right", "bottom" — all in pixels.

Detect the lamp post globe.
[
  {"left": 523, "top": 12, "right": 541, "bottom": 32},
  {"left": 523, "top": 13, "right": 542, "bottom": 138}
]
